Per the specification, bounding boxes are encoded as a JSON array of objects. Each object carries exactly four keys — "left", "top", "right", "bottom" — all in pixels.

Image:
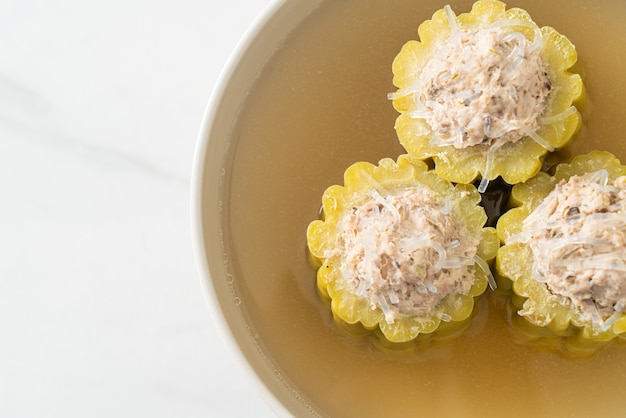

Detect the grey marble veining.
[{"left": 0, "top": 1, "right": 276, "bottom": 417}]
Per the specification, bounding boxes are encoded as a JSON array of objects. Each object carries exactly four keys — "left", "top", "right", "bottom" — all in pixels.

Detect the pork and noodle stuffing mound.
[
  {"left": 307, "top": 155, "right": 498, "bottom": 343},
  {"left": 497, "top": 151, "right": 626, "bottom": 345},
  {"left": 390, "top": 0, "right": 583, "bottom": 191}
]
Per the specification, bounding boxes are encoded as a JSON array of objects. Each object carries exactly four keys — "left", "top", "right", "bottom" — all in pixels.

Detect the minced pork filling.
[
  {"left": 415, "top": 26, "right": 550, "bottom": 149},
  {"left": 338, "top": 188, "right": 478, "bottom": 324},
  {"left": 512, "top": 171, "right": 626, "bottom": 330}
]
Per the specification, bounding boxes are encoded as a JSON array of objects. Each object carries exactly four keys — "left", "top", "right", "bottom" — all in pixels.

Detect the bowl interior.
[{"left": 194, "top": 0, "right": 626, "bottom": 416}]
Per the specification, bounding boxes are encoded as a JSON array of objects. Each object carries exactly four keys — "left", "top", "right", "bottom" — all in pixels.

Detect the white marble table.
[{"left": 0, "top": 0, "right": 276, "bottom": 416}]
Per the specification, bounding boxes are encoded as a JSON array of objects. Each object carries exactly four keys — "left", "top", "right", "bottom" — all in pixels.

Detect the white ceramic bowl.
[
  {"left": 192, "top": 0, "right": 626, "bottom": 416},
  {"left": 192, "top": 1, "right": 323, "bottom": 416}
]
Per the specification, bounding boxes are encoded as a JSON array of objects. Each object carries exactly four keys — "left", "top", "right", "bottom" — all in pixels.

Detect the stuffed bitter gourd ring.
[
  {"left": 307, "top": 155, "right": 498, "bottom": 343},
  {"left": 390, "top": 0, "right": 583, "bottom": 191},
  {"left": 497, "top": 151, "right": 626, "bottom": 344}
]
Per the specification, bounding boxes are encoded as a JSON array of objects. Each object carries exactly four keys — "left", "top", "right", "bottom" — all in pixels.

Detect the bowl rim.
[{"left": 190, "top": 0, "right": 322, "bottom": 416}]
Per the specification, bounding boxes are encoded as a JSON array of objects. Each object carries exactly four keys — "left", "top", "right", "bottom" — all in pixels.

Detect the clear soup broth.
[{"left": 222, "top": 0, "right": 626, "bottom": 416}]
